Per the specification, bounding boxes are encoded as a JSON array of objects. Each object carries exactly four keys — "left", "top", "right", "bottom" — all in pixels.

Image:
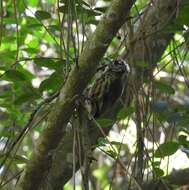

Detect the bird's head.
[{"left": 109, "top": 59, "right": 130, "bottom": 74}]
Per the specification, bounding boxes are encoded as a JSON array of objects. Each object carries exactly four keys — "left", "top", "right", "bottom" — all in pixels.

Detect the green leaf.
[
  {"left": 106, "top": 150, "right": 117, "bottom": 159},
  {"left": 48, "top": 25, "right": 61, "bottom": 33},
  {"left": 135, "top": 61, "right": 148, "bottom": 68},
  {"left": 155, "top": 141, "right": 179, "bottom": 158},
  {"left": 154, "top": 167, "right": 164, "bottom": 177},
  {"left": 3, "top": 70, "right": 28, "bottom": 82},
  {"left": 0, "top": 50, "right": 17, "bottom": 62},
  {"left": 117, "top": 106, "right": 134, "bottom": 120},
  {"left": 28, "top": 38, "right": 39, "bottom": 48},
  {"left": 152, "top": 161, "right": 161, "bottom": 167},
  {"left": 110, "top": 141, "right": 124, "bottom": 149},
  {"left": 155, "top": 81, "right": 175, "bottom": 94},
  {"left": 35, "top": 10, "right": 51, "bottom": 20},
  {"left": 97, "top": 137, "right": 109, "bottom": 147},
  {"left": 3, "top": 18, "right": 16, "bottom": 24},
  {"left": 96, "top": 118, "right": 114, "bottom": 128},
  {"left": 58, "top": 5, "right": 101, "bottom": 16},
  {"left": 28, "top": 0, "right": 39, "bottom": 7},
  {"left": 34, "top": 58, "right": 64, "bottom": 70},
  {"left": 39, "top": 72, "right": 64, "bottom": 92},
  {"left": 176, "top": 1, "right": 189, "bottom": 26},
  {"left": 22, "top": 48, "right": 39, "bottom": 54},
  {"left": 14, "top": 92, "right": 39, "bottom": 105},
  {"left": 178, "top": 116, "right": 189, "bottom": 126},
  {"left": 17, "top": 65, "right": 35, "bottom": 80},
  {"left": 178, "top": 135, "right": 189, "bottom": 147},
  {"left": 0, "top": 131, "right": 12, "bottom": 138}
]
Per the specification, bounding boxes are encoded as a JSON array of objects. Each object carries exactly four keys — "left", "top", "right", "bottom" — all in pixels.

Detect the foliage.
[{"left": 0, "top": 0, "right": 189, "bottom": 189}]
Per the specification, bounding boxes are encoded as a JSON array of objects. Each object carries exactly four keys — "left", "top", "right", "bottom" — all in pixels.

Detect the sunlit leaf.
[
  {"left": 97, "top": 138, "right": 109, "bottom": 147},
  {"left": 106, "top": 150, "right": 117, "bottom": 159},
  {"left": 176, "top": 0, "right": 189, "bottom": 26}
]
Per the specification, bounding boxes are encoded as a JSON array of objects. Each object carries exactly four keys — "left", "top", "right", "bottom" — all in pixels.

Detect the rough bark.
[
  {"left": 39, "top": 0, "right": 184, "bottom": 189},
  {"left": 16, "top": 1, "right": 136, "bottom": 190}
]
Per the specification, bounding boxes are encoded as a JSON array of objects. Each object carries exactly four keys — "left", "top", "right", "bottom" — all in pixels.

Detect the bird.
[{"left": 84, "top": 59, "right": 130, "bottom": 117}]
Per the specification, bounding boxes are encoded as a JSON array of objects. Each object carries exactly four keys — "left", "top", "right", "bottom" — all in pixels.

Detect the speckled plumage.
[{"left": 85, "top": 59, "right": 129, "bottom": 117}]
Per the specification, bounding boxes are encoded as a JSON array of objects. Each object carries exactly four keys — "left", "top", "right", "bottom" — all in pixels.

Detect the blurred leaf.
[
  {"left": 58, "top": 5, "right": 101, "bottom": 16},
  {"left": 35, "top": 10, "right": 51, "bottom": 20},
  {"left": 34, "top": 58, "right": 64, "bottom": 70},
  {"left": 0, "top": 50, "right": 17, "bottom": 62},
  {"left": 106, "top": 150, "right": 117, "bottom": 159},
  {"left": 111, "top": 141, "right": 123, "bottom": 147},
  {"left": 176, "top": 1, "right": 189, "bottom": 26},
  {"left": 14, "top": 91, "right": 39, "bottom": 105},
  {"left": 97, "top": 137, "right": 109, "bottom": 147},
  {"left": 178, "top": 116, "right": 189, "bottom": 126},
  {"left": 155, "top": 141, "right": 179, "bottom": 158},
  {"left": 155, "top": 81, "right": 175, "bottom": 94},
  {"left": 22, "top": 48, "right": 39, "bottom": 54},
  {"left": 3, "top": 70, "right": 28, "bottom": 82},
  {"left": 154, "top": 167, "right": 164, "bottom": 177},
  {"left": 178, "top": 135, "right": 189, "bottom": 147},
  {"left": 3, "top": 18, "right": 16, "bottom": 24},
  {"left": 25, "top": 16, "right": 41, "bottom": 26},
  {"left": 152, "top": 161, "right": 161, "bottom": 167},
  {"left": 96, "top": 118, "right": 114, "bottom": 128},
  {"left": 135, "top": 61, "right": 148, "bottom": 68},
  {"left": 48, "top": 25, "right": 61, "bottom": 33},
  {"left": 117, "top": 106, "right": 134, "bottom": 120},
  {"left": 28, "top": 0, "right": 39, "bottom": 6},
  {"left": 167, "top": 112, "right": 182, "bottom": 123},
  {"left": 110, "top": 141, "right": 126, "bottom": 150},
  {"left": 93, "top": 165, "right": 109, "bottom": 182},
  {"left": 28, "top": 38, "right": 39, "bottom": 48},
  {"left": 0, "top": 131, "right": 12, "bottom": 138},
  {"left": 39, "top": 72, "right": 64, "bottom": 92}
]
